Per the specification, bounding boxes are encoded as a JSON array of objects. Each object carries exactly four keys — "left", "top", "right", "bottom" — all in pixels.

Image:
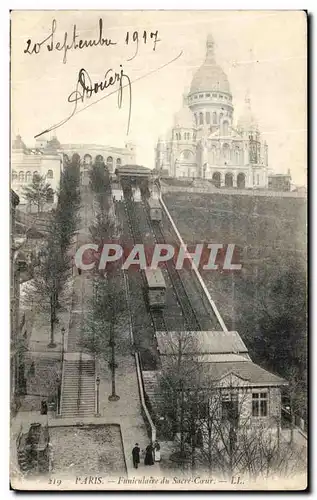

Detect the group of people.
[{"left": 132, "top": 440, "right": 161, "bottom": 469}]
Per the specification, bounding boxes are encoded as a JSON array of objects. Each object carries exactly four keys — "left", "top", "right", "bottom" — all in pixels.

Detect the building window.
[
  {"left": 199, "top": 94, "right": 204, "bottom": 98},
  {"left": 219, "top": 113, "right": 223, "bottom": 121},
  {"left": 219, "top": 95, "right": 223, "bottom": 99},
  {"left": 222, "top": 393, "right": 238, "bottom": 424},
  {"left": 116, "top": 158, "right": 122, "bottom": 167},
  {"left": 199, "top": 112, "right": 204, "bottom": 125},
  {"left": 225, "top": 172, "right": 233, "bottom": 187},
  {"left": 206, "top": 112, "right": 210, "bottom": 125},
  {"left": 180, "top": 150, "right": 193, "bottom": 161},
  {"left": 212, "top": 94, "right": 217, "bottom": 98},
  {"left": 223, "top": 143, "right": 230, "bottom": 161},
  {"left": 212, "top": 171, "right": 221, "bottom": 187},
  {"left": 33, "top": 171, "right": 39, "bottom": 179},
  {"left": 106, "top": 156, "right": 113, "bottom": 169},
  {"left": 237, "top": 172, "right": 246, "bottom": 189},
  {"left": 47, "top": 169, "right": 53, "bottom": 179},
  {"left": 194, "top": 95, "right": 198, "bottom": 99},
  {"left": 223, "top": 121, "right": 229, "bottom": 136},
  {"left": 252, "top": 392, "right": 268, "bottom": 417},
  {"left": 25, "top": 171, "right": 32, "bottom": 182},
  {"left": 12, "top": 170, "right": 17, "bottom": 180},
  {"left": 205, "top": 93, "right": 210, "bottom": 98},
  {"left": 212, "top": 112, "right": 217, "bottom": 124},
  {"left": 19, "top": 171, "right": 24, "bottom": 182},
  {"left": 257, "top": 174, "right": 260, "bottom": 185}
]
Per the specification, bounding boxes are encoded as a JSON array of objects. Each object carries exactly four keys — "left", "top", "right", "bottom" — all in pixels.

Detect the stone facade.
[
  {"left": 11, "top": 135, "right": 137, "bottom": 203},
  {"left": 11, "top": 136, "right": 62, "bottom": 204}
]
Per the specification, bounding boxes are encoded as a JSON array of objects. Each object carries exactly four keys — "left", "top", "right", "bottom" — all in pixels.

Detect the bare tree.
[
  {"left": 158, "top": 331, "right": 204, "bottom": 465},
  {"left": 195, "top": 385, "right": 306, "bottom": 481},
  {"left": 81, "top": 272, "right": 125, "bottom": 400}
]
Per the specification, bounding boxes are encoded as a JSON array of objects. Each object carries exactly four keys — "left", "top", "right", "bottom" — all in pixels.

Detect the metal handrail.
[
  {"left": 135, "top": 351, "right": 156, "bottom": 443},
  {"left": 121, "top": 249, "right": 157, "bottom": 442},
  {"left": 77, "top": 352, "right": 82, "bottom": 411}
]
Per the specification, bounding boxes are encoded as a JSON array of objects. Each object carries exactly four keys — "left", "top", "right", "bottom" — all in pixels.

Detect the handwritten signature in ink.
[{"left": 34, "top": 51, "right": 183, "bottom": 139}]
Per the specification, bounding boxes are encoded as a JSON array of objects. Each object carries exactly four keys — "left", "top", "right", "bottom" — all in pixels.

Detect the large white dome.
[{"left": 190, "top": 34, "right": 231, "bottom": 94}]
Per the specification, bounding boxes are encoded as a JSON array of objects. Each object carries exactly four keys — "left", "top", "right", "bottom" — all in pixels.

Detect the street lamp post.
[
  {"left": 96, "top": 376, "right": 100, "bottom": 416},
  {"left": 108, "top": 322, "right": 120, "bottom": 402},
  {"left": 61, "top": 327, "right": 65, "bottom": 360}
]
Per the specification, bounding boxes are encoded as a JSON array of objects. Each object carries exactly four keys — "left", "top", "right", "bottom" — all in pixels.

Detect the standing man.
[{"left": 132, "top": 443, "right": 140, "bottom": 469}]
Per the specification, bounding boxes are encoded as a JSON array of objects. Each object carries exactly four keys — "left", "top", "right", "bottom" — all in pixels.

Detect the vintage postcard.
[{"left": 10, "top": 10, "right": 307, "bottom": 491}]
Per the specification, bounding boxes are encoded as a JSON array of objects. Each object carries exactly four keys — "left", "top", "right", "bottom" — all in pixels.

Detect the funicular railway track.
[
  {"left": 123, "top": 196, "right": 169, "bottom": 334},
  {"left": 143, "top": 198, "right": 202, "bottom": 332}
]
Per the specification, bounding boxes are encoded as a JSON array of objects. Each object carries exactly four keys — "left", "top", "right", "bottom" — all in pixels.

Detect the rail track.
[
  {"left": 143, "top": 198, "right": 202, "bottom": 331},
  {"left": 123, "top": 196, "right": 169, "bottom": 333}
]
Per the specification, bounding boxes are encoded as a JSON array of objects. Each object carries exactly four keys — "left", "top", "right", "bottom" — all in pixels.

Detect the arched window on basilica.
[
  {"left": 199, "top": 112, "right": 204, "bottom": 125},
  {"left": 180, "top": 149, "right": 193, "bottom": 162},
  {"left": 106, "top": 156, "right": 113, "bottom": 169},
  {"left": 19, "top": 171, "right": 24, "bottom": 182},
  {"left": 212, "top": 112, "right": 217, "bottom": 124},
  {"left": 25, "top": 171, "right": 31, "bottom": 182},
  {"left": 237, "top": 172, "right": 246, "bottom": 189},
  {"left": 116, "top": 158, "right": 122, "bottom": 167},
  {"left": 12, "top": 170, "right": 17, "bottom": 180},
  {"left": 225, "top": 172, "right": 233, "bottom": 188},
  {"left": 47, "top": 169, "right": 53, "bottom": 179},
  {"left": 212, "top": 171, "right": 221, "bottom": 188},
  {"left": 206, "top": 112, "right": 210, "bottom": 125}
]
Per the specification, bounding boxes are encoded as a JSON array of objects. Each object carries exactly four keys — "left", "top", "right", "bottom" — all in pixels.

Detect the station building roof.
[
  {"left": 156, "top": 330, "right": 249, "bottom": 356},
  {"left": 115, "top": 164, "right": 152, "bottom": 177}
]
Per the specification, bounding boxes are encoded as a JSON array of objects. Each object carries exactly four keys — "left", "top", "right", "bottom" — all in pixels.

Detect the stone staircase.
[
  {"left": 60, "top": 360, "right": 80, "bottom": 418},
  {"left": 61, "top": 359, "right": 95, "bottom": 418},
  {"left": 78, "top": 360, "right": 95, "bottom": 416},
  {"left": 142, "top": 370, "right": 163, "bottom": 415},
  {"left": 59, "top": 187, "right": 96, "bottom": 419}
]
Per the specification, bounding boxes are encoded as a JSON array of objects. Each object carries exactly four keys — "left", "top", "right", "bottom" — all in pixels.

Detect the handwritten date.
[{"left": 125, "top": 30, "right": 160, "bottom": 60}]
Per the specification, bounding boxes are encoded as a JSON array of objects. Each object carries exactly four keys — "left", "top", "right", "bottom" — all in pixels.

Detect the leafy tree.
[{"left": 22, "top": 174, "right": 54, "bottom": 213}]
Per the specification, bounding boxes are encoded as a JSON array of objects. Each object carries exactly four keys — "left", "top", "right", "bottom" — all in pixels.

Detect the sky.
[{"left": 11, "top": 10, "right": 307, "bottom": 185}]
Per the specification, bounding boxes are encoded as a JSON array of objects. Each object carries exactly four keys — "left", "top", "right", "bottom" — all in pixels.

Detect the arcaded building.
[{"left": 155, "top": 34, "right": 269, "bottom": 189}]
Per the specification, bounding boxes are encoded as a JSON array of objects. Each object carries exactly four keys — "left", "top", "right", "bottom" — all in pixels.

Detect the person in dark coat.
[
  {"left": 144, "top": 443, "right": 154, "bottom": 466},
  {"left": 132, "top": 443, "right": 140, "bottom": 469},
  {"left": 40, "top": 400, "right": 48, "bottom": 415}
]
